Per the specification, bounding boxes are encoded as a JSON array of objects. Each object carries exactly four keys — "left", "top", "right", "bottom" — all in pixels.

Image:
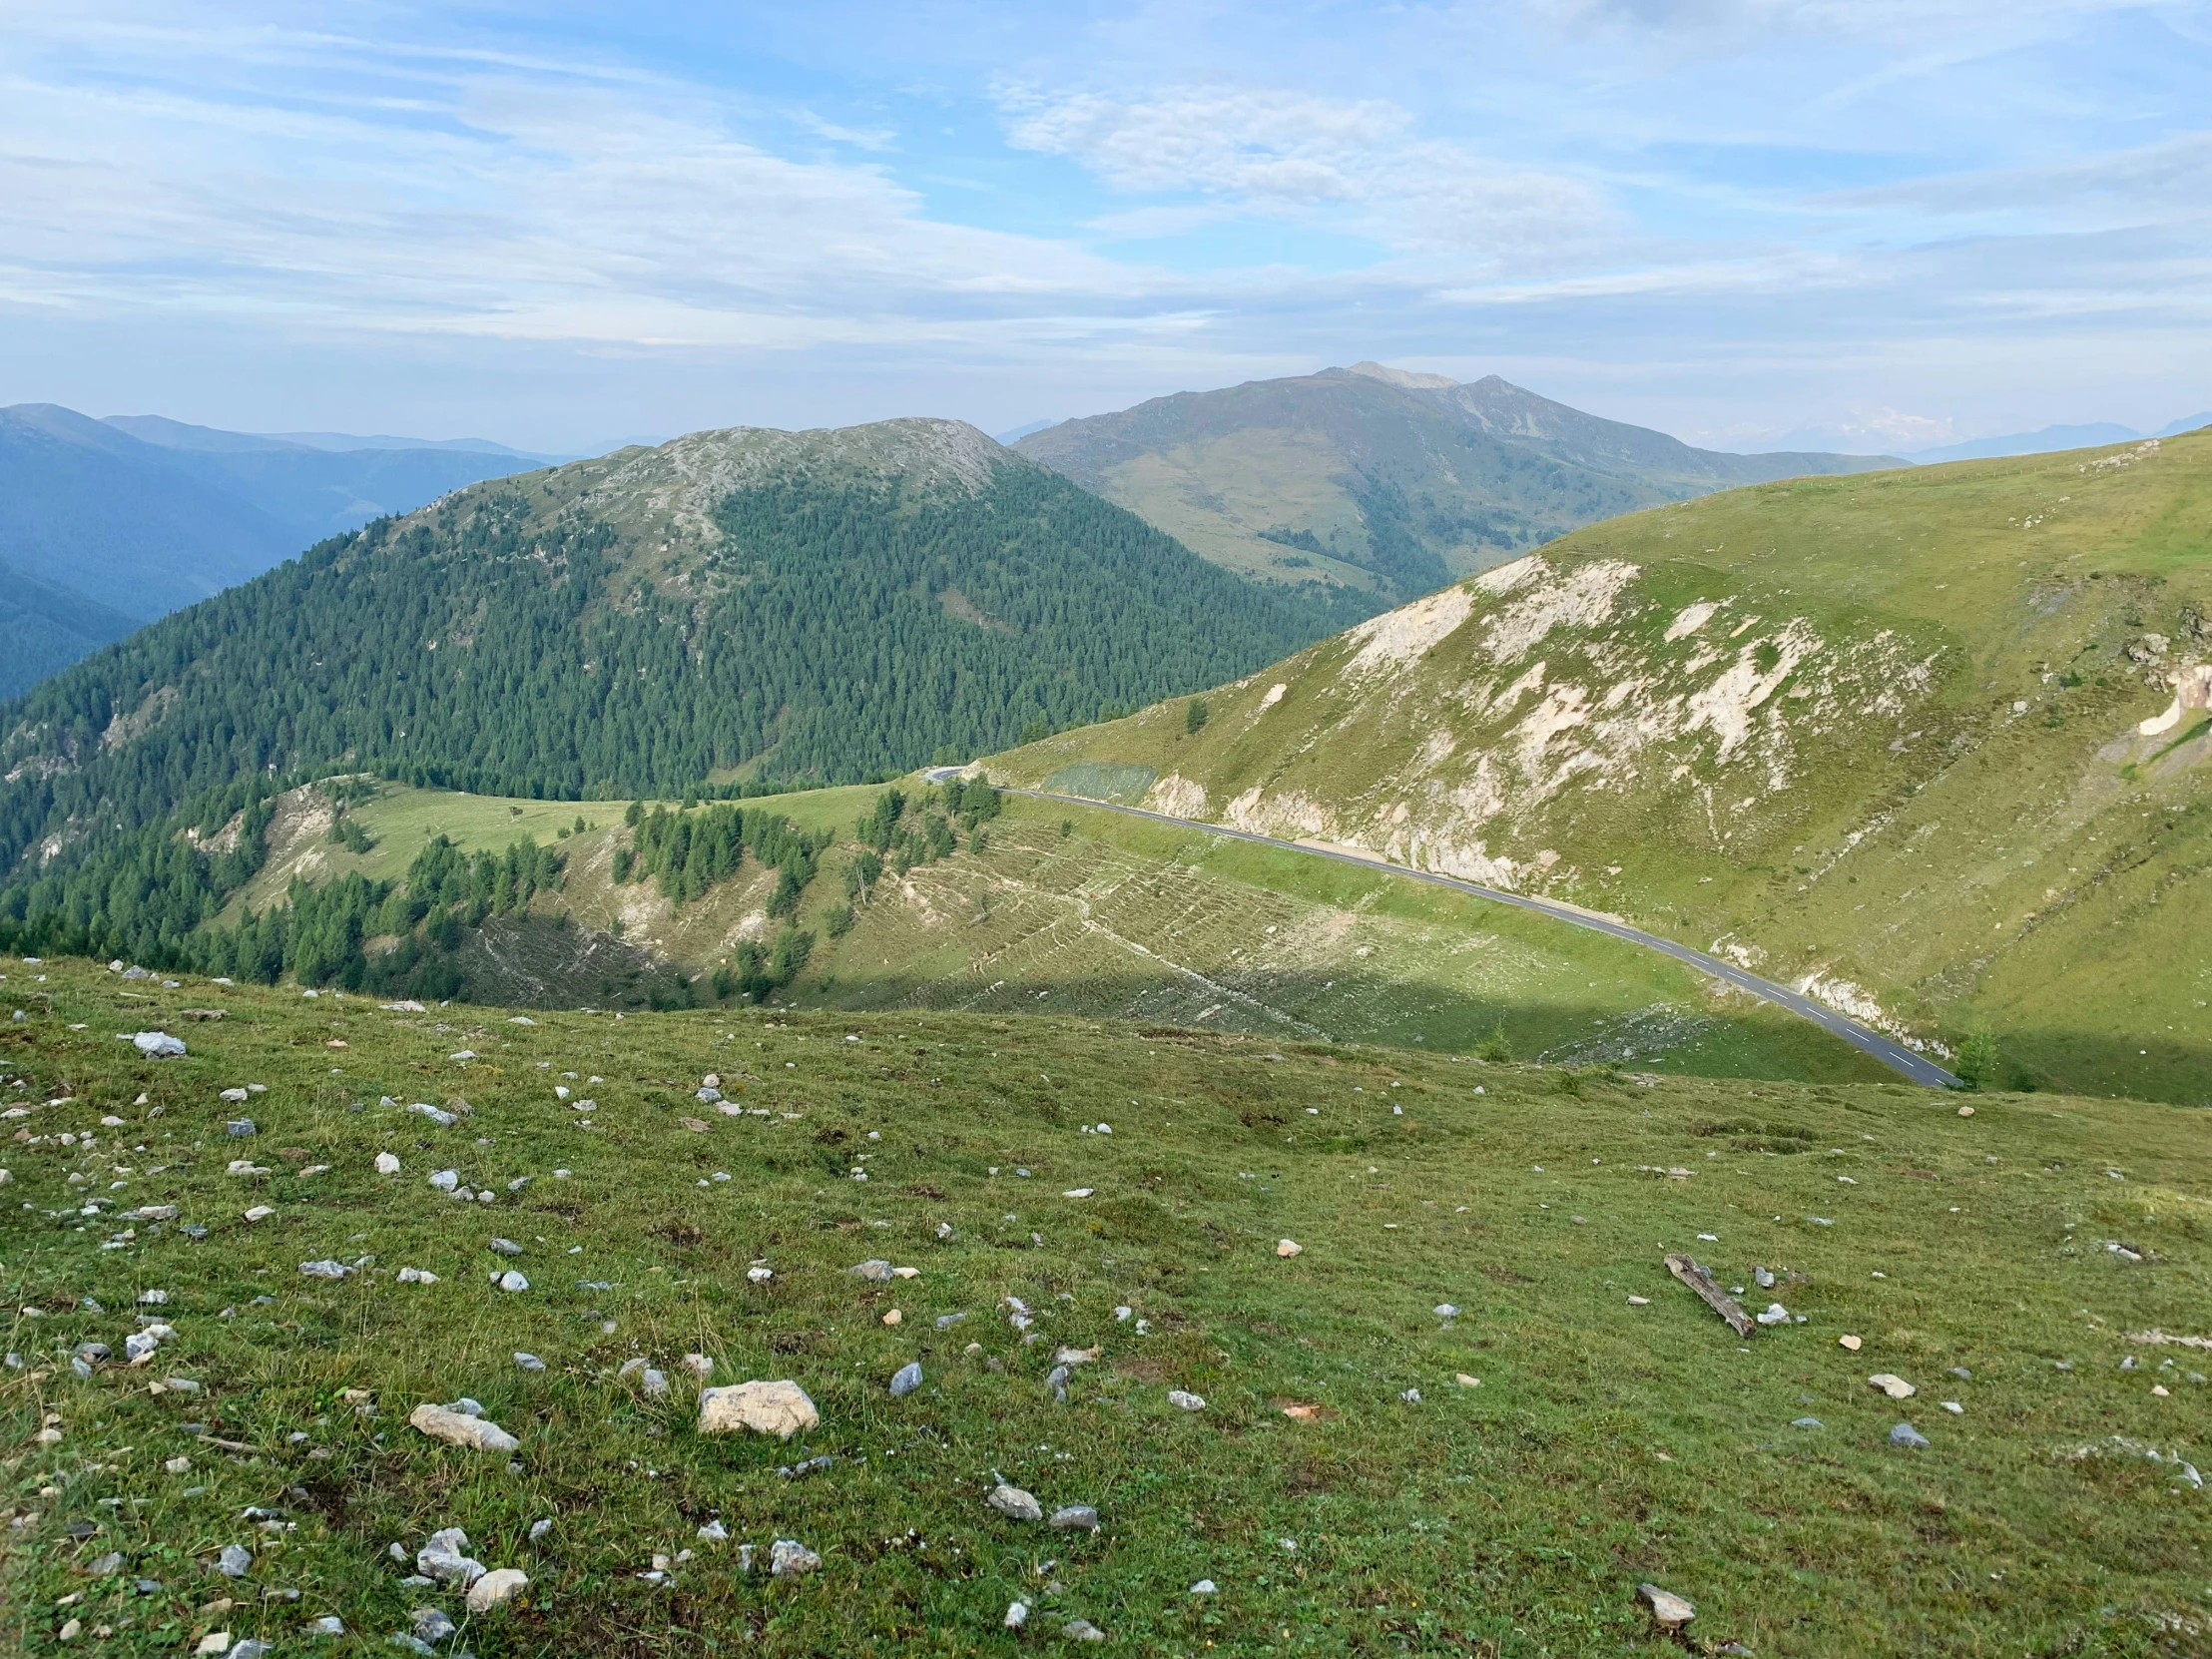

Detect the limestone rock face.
[
  {"left": 409, "top": 1403, "right": 520, "bottom": 1452},
  {"left": 698, "top": 1380, "right": 819, "bottom": 1439}
]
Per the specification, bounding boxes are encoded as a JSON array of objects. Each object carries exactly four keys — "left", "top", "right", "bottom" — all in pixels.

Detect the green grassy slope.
[
  {"left": 271, "top": 781, "right": 1890, "bottom": 1085},
  {"left": 988, "top": 433, "right": 2212, "bottom": 1105},
  {"left": 4, "top": 959, "right": 2208, "bottom": 1657}
]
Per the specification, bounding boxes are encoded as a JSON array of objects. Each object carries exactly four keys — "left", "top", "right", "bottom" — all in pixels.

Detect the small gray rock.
[
  {"left": 769, "top": 1538, "right": 821, "bottom": 1577},
  {"left": 889, "top": 1362, "right": 923, "bottom": 1397},
  {"left": 987, "top": 1483, "right": 1043, "bottom": 1521},
  {"left": 528, "top": 1518, "right": 553, "bottom": 1543},
  {"left": 88, "top": 1551, "right": 124, "bottom": 1575},
  {"left": 489, "top": 1238, "right": 523, "bottom": 1257},
  {"left": 412, "top": 1605, "right": 457, "bottom": 1643},
  {"left": 387, "top": 1638, "right": 437, "bottom": 1657},
  {"left": 1062, "top": 1618, "right": 1106, "bottom": 1642},
  {"left": 217, "top": 1542, "right": 254, "bottom": 1577},
  {"left": 848, "top": 1259, "right": 893, "bottom": 1282},
  {"left": 227, "top": 1119, "right": 257, "bottom": 1138},
  {"left": 1050, "top": 1504, "right": 1100, "bottom": 1532},
  {"left": 1398, "top": 1387, "right": 1423, "bottom": 1404},
  {"left": 1432, "top": 1304, "right": 1460, "bottom": 1319},
  {"left": 307, "top": 1614, "right": 345, "bottom": 1635},
  {"left": 1045, "top": 1365, "right": 1070, "bottom": 1403},
  {"left": 1003, "top": 1600, "right": 1029, "bottom": 1629},
  {"left": 1948, "top": 1367, "right": 1971, "bottom": 1381},
  {"left": 1166, "top": 1389, "right": 1206, "bottom": 1411},
  {"left": 299, "top": 1259, "right": 350, "bottom": 1280},
  {"left": 231, "top": 1642, "right": 275, "bottom": 1659},
  {"left": 1890, "top": 1422, "right": 1931, "bottom": 1449},
  {"left": 514, "top": 1353, "right": 546, "bottom": 1372},
  {"left": 1790, "top": 1416, "right": 1824, "bottom": 1429}
]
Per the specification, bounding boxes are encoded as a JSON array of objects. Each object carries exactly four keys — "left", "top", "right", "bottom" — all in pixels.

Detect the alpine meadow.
[{"left": 6, "top": 9, "right": 2212, "bottom": 1652}]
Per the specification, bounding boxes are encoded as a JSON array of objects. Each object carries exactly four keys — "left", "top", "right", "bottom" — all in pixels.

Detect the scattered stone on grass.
[
  {"left": 1004, "top": 1601, "right": 1030, "bottom": 1629},
  {"left": 1062, "top": 1618, "right": 1106, "bottom": 1642},
  {"left": 698, "top": 1380, "right": 819, "bottom": 1439},
  {"left": 1167, "top": 1389, "right": 1206, "bottom": 1411},
  {"left": 1636, "top": 1583, "right": 1695, "bottom": 1633},
  {"left": 417, "top": 1529, "right": 487, "bottom": 1589},
  {"left": 770, "top": 1539, "right": 821, "bottom": 1578},
  {"left": 408, "top": 1404, "right": 520, "bottom": 1453},
  {"left": 1276, "top": 1239, "right": 1302, "bottom": 1258},
  {"left": 1869, "top": 1374, "right": 1916, "bottom": 1400},
  {"left": 1051, "top": 1505, "right": 1100, "bottom": 1532},
  {"left": 1891, "top": 1422, "right": 1931, "bottom": 1449},
  {"left": 987, "top": 1483, "right": 1044, "bottom": 1521},
  {"left": 1839, "top": 1335, "right": 1863, "bottom": 1352},
  {"left": 889, "top": 1362, "right": 923, "bottom": 1396},
  {"left": 466, "top": 1567, "right": 528, "bottom": 1611},
  {"left": 514, "top": 1353, "right": 546, "bottom": 1372},
  {"left": 299, "top": 1260, "right": 350, "bottom": 1280},
  {"left": 216, "top": 1543, "right": 254, "bottom": 1577},
  {"left": 410, "top": 1606, "right": 456, "bottom": 1644}
]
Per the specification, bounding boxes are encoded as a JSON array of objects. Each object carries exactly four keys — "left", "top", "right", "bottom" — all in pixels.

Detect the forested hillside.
[{"left": 0, "top": 418, "right": 1337, "bottom": 967}]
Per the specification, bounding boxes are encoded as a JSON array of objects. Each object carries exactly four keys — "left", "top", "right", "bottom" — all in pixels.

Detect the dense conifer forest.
[{"left": 0, "top": 444, "right": 1291, "bottom": 973}]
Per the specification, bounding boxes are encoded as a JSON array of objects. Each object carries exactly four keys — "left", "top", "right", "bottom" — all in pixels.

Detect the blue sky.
[{"left": 2, "top": 0, "right": 2206, "bottom": 453}]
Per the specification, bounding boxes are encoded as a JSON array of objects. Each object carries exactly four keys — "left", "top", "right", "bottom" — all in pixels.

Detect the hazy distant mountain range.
[
  {"left": 0, "top": 404, "right": 559, "bottom": 696},
  {"left": 1013, "top": 363, "right": 1900, "bottom": 608},
  {"left": 1903, "top": 412, "right": 2212, "bottom": 465}
]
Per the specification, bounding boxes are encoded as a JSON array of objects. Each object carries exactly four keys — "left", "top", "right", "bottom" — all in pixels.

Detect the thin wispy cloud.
[{"left": 0, "top": 0, "right": 2202, "bottom": 451}]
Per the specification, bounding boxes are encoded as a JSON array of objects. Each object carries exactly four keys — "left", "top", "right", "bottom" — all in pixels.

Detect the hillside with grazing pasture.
[
  {"left": 988, "top": 433, "right": 2212, "bottom": 1105},
  {"left": 1016, "top": 362, "right": 1899, "bottom": 610},
  {"left": 227, "top": 778, "right": 1889, "bottom": 1084},
  {"left": 0, "top": 420, "right": 1342, "bottom": 974},
  {"left": 3, "top": 959, "right": 2208, "bottom": 1657}
]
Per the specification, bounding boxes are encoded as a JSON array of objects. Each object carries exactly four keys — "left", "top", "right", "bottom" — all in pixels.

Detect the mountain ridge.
[{"left": 1014, "top": 365, "right": 1901, "bottom": 609}]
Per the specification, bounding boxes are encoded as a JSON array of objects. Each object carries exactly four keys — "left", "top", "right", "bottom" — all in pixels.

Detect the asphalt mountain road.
[{"left": 936, "top": 774, "right": 1958, "bottom": 1087}]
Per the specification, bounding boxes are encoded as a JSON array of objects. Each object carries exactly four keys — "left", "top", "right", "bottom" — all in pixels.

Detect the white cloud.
[
  {"left": 0, "top": 21, "right": 1177, "bottom": 352},
  {"left": 1818, "top": 130, "right": 2212, "bottom": 225},
  {"left": 1002, "top": 83, "right": 1610, "bottom": 261}
]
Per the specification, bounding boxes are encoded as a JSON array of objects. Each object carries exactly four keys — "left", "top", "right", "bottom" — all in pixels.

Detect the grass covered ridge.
[
  {"left": 3, "top": 958, "right": 2210, "bottom": 1655},
  {"left": 992, "top": 433, "right": 2212, "bottom": 1105}
]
